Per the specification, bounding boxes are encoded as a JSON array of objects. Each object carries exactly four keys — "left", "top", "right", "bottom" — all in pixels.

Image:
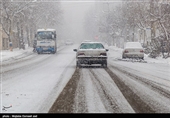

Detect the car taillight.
[
  {"left": 78, "top": 53, "right": 85, "bottom": 56},
  {"left": 100, "top": 53, "right": 107, "bottom": 56},
  {"left": 140, "top": 50, "right": 144, "bottom": 53},
  {"left": 124, "top": 50, "right": 128, "bottom": 53}
]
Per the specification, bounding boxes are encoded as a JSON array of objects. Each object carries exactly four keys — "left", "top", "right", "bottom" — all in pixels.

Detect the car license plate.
[
  {"left": 43, "top": 47, "right": 48, "bottom": 50},
  {"left": 133, "top": 55, "right": 138, "bottom": 57},
  {"left": 92, "top": 58, "right": 98, "bottom": 60}
]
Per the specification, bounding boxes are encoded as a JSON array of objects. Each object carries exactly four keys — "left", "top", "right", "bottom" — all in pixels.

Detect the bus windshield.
[{"left": 37, "top": 31, "right": 54, "bottom": 40}]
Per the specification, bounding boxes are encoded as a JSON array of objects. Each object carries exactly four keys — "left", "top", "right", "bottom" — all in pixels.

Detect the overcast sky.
[{"left": 60, "top": 1, "right": 95, "bottom": 42}]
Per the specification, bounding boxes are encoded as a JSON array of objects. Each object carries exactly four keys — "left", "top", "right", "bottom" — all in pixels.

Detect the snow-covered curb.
[{"left": 1, "top": 47, "right": 33, "bottom": 63}]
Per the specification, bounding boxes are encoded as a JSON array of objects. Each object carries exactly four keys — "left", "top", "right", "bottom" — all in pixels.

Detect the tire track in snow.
[
  {"left": 90, "top": 68, "right": 134, "bottom": 113},
  {"left": 48, "top": 67, "right": 80, "bottom": 113},
  {"left": 1, "top": 55, "right": 52, "bottom": 74},
  {"left": 72, "top": 68, "right": 88, "bottom": 113},
  {"left": 79, "top": 68, "right": 109, "bottom": 113},
  {"left": 107, "top": 66, "right": 170, "bottom": 113},
  {"left": 73, "top": 68, "right": 134, "bottom": 113},
  {"left": 1, "top": 45, "right": 66, "bottom": 73},
  {"left": 109, "top": 64, "right": 170, "bottom": 99},
  {"left": 105, "top": 68, "right": 155, "bottom": 113},
  {"left": 49, "top": 62, "right": 170, "bottom": 113}
]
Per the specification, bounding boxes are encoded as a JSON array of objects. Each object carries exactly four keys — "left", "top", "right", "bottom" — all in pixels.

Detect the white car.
[
  {"left": 65, "top": 40, "right": 73, "bottom": 45},
  {"left": 73, "top": 41, "right": 109, "bottom": 67},
  {"left": 122, "top": 42, "right": 144, "bottom": 59}
]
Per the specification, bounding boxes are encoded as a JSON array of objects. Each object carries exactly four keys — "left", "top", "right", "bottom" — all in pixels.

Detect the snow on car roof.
[
  {"left": 81, "top": 41, "right": 103, "bottom": 44},
  {"left": 37, "top": 29, "right": 56, "bottom": 32},
  {"left": 125, "top": 42, "right": 143, "bottom": 48}
]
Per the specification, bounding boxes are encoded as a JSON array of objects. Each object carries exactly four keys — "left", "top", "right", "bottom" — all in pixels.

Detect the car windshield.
[
  {"left": 37, "top": 31, "right": 53, "bottom": 40},
  {"left": 80, "top": 43, "right": 104, "bottom": 49}
]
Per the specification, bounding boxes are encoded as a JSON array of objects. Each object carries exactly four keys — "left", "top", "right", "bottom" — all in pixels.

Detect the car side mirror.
[
  {"left": 52, "top": 34, "right": 54, "bottom": 39},
  {"left": 73, "top": 49, "right": 77, "bottom": 52}
]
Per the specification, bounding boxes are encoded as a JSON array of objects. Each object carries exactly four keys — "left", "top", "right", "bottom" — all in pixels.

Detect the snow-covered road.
[
  {"left": 1, "top": 45, "right": 77, "bottom": 113},
  {"left": 1, "top": 44, "right": 170, "bottom": 113},
  {"left": 73, "top": 68, "right": 135, "bottom": 113}
]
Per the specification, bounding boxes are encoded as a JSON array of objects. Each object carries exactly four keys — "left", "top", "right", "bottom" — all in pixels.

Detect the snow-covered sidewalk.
[{"left": 0, "top": 45, "right": 33, "bottom": 62}]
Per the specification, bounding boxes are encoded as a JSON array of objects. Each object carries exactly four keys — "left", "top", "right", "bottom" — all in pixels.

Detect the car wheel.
[
  {"left": 101, "top": 61, "right": 107, "bottom": 68},
  {"left": 52, "top": 51, "right": 56, "bottom": 54},
  {"left": 37, "top": 51, "right": 41, "bottom": 54},
  {"left": 122, "top": 55, "right": 125, "bottom": 59},
  {"left": 76, "top": 61, "right": 81, "bottom": 68}
]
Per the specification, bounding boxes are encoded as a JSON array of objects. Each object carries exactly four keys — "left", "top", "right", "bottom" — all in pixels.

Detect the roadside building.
[{"left": 0, "top": 24, "right": 18, "bottom": 50}]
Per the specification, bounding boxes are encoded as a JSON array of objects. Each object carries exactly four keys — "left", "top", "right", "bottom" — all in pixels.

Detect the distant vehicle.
[
  {"left": 73, "top": 41, "right": 109, "bottom": 67},
  {"left": 35, "top": 28, "right": 57, "bottom": 54},
  {"left": 65, "top": 40, "right": 73, "bottom": 45},
  {"left": 122, "top": 42, "right": 144, "bottom": 59}
]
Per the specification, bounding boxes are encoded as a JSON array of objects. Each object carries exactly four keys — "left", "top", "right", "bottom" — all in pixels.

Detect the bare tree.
[{"left": 1, "top": 0, "right": 63, "bottom": 50}]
